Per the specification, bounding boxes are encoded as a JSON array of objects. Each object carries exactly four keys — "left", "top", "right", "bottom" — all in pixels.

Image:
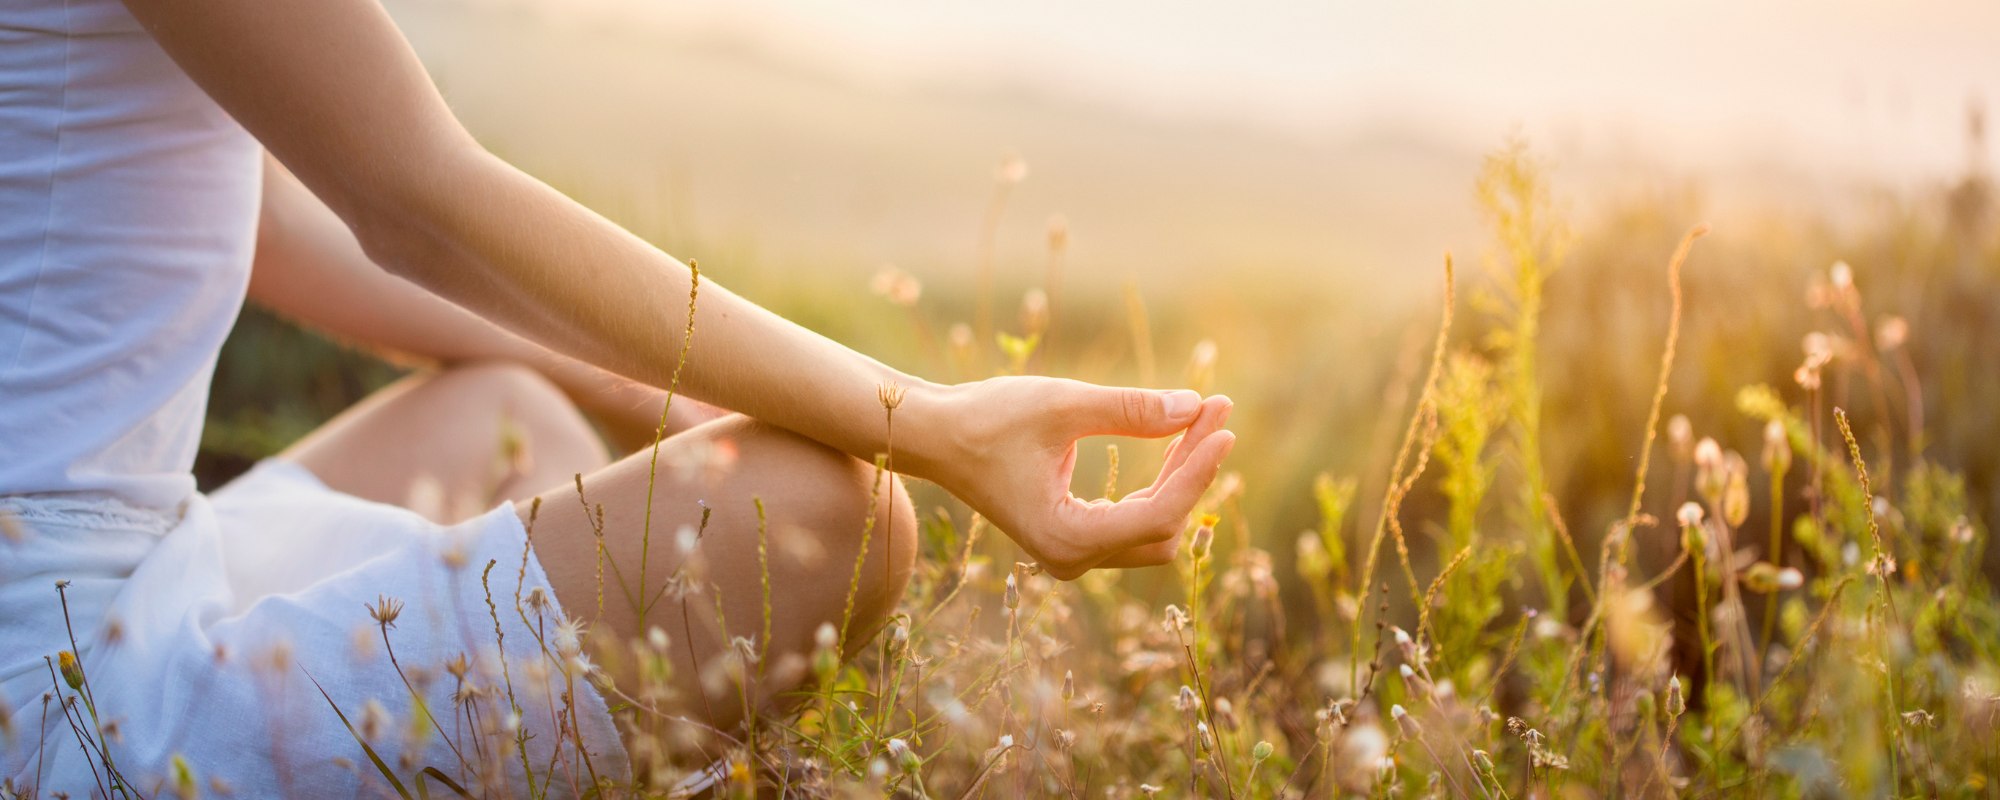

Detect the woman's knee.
[
  {"left": 692, "top": 417, "right": 916, "bottom": 624},
  {"left": 431, "top": 360, "right": 610, "bottom": 494}
]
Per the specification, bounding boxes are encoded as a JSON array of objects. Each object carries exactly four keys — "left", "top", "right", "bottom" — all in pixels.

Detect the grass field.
[{"left": 166, "top": 131, "right": 2000, "bottom": 799}]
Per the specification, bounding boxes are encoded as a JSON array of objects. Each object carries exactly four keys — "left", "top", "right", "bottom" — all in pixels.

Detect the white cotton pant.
[{"left": 1, "top": 460, "right": 627, "bottom": 799}]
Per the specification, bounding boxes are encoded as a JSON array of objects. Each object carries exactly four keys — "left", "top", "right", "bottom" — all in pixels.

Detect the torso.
[{"left": 0, "top": 0, "right": 263, "bottom": 511}]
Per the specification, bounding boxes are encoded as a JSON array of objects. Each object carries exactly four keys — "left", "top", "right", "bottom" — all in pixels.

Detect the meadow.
[{"left": 157, "top": 134, "right": 2000, "bottom": 799}]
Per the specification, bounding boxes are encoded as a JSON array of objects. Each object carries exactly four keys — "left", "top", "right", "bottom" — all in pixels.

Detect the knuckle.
[{"left": 1118, "top": 388, "right": 1152, "bottom": 429}]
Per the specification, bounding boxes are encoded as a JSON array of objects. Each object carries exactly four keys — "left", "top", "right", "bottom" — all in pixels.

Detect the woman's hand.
[{"left": 901, "top": 378, "right": 1235, "bottom": 580}]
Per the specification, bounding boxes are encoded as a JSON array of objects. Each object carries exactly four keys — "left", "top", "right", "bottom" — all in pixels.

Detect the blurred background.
[{"left": 201, "top": 0, "right": 2000, "bottom": 582}]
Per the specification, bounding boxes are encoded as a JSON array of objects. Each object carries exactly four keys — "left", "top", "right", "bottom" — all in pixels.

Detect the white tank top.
[{"left": 0, "top": 0, "right": 263, "bottom": 510}]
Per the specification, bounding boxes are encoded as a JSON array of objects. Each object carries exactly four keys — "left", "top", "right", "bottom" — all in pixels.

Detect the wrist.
[{"left": 885, "top": 378, "right": 966, "bottom": 484}]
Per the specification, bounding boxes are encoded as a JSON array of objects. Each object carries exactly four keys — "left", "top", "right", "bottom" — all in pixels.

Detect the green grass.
[{"left": 144, "top": 137, "right": 2000, "bottom": 798}]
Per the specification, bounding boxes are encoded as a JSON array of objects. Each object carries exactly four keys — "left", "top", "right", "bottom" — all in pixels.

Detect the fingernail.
[{"left": 1162, "top": 390, "right": 1200, "bottom": 421}]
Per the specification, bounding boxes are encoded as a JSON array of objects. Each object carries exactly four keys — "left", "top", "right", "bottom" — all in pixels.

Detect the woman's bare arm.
[
  {"left": 123, "top": 0, "right": 1234, "bottom": 577},
  {"left": 249, "top": 156, "right": 715, "bottom": 451}
]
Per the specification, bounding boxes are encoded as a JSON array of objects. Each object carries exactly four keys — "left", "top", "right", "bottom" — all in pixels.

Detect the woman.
[{"left": 0, "top": 0, "right": 1235, "bottom": 794}]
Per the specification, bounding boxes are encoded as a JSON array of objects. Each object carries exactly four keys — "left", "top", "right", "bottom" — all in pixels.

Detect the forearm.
[
  {"left": 251, "top": 157, "right": 677, "bottom": 438},
  {"left": 364, "top": 148, "right": 944, "bottom": 470}
]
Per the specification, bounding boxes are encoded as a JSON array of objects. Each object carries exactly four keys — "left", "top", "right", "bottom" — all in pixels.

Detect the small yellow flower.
[{"left": 58, "top": 651, "right": 83, "bottom": 691}]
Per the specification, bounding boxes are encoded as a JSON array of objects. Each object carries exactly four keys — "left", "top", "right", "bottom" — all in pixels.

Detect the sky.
[
  {"left": 486, "top": 0, "right": 1998, "bottom": 183},
  {"left": 398, "top": 0, "right": 1998, "bottom": 293}
]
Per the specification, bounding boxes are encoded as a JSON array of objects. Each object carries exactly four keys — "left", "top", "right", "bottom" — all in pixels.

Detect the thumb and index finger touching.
[{"left": 1058, "top": 384, "right": 1237, "bottom": 563}]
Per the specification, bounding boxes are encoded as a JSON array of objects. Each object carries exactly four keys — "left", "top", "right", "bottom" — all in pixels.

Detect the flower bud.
[
  {"left": 1668, "top": 414, "right": 1693, "bottom": 461},
  {"left": 1252, "top": 741, "right": 1275, "bottom": 761},
  {"left": 1722, "top": 469, "right": 1751, "bottom": 528},
  {"left": 1742, "top": 562, "right": 1782, "bottom": 593},
  {"left": 887, "top": 738, "right": 920, "bottom": 774},
  {"left": 1666, "top": 676, "right": 1685, "bottom": 717},
  {"left": 1190, "top": 520, "right": 1215, "bottom": 562},
  {"left": 1391, "top": 704, "right": 1421, "bottom": 735},
  {"left": 1473, "top": 749, "right": 1495, "bottom": 773},
  {"left": 1003, "top": 573, "right": 1020, "bottom": 610},
  {"left": 1062, "top": 669, "right": 1075, "bottom": 702},
  {"left": 58, "top": 651, "right": 83, "bottom": 691},
  {"left": 816, "top": 621, "right": 839, "bottom": 651},
  {"left": 1762, "top": 419, "right": 1792, "bottom": 475}
]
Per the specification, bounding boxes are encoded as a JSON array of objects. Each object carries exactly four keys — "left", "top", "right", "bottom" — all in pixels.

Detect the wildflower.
[
  {"left": 367, "top": 595, "right": 404, "bottom": 629},
  {"left": 1777, "top": 567, "right": 1804, "bottom": 589},
  {"left": 1003, "top": 573, "right": 1019, "bottom": 610},
  {"left": 1722, "top": 467, "right": 1750, "bottom": 528},
  {"left": 1693, "top": 437, "right": 1722, "bottom": 470},
  {"left": 1390, "top": 704, "right": 1421, "bottom": 736},
  {"left": 1161, "top": 605, "right": 1190, "bottom": 633},
  {"left": 877, "top": 380, "right": 907, "bottom": 411},
  {"left": 1055, "top": 728, "right": 1076, "bottom": 750},
  {"left": 1762, "top": 419, "right": 1792, "bottom": 474},
  {"left": 880, "top": 738, "right": 918, "bottom": 775},
  {"left": 1901, "top": 709, "right": 1936, "bottom": 728},
  {"left": 1742, "top": 562, "right": 1783, "bottom": 593},
  {"left": 1195, "top": 721, "right": 1214, "bottom": 751},
  {"left": 1473, "top": 749, "right": 1494, "bottom": 773},
  {"left": 57, "top": 651, "right": 83, "bottom": 691},
  {"left": 1190, "top": 517, "right": 1215, "bottom": 561},
  {"left": 1668, "top": 414, "right": 1693, "bottom": 461},
  {"left": 869, "top": 267, "right": 922, "bottom": 307},
  {"left": 1021, "top": 289, "right": 1050, "bottom": 337},
  {"left": 1951, "top": 517, "right": 1975, "bottom": 544},
  {"left": 1795, "top": 363, "right": 1822, "bottom": 391},
  {"left": 1666, "top": 676, "right": 1686, "bottom": 717},
  {"left": 994, "top": 154, "right": 1027, "bottom": 185},
  {"left": 1176, "top": 684, "right": 1201, "bottom": 714},
  {"left": 1802, "top": 332, "right": 1834, "bottom": 368},
  {"left": 553, "top": 617, "right": 586, "bottom": 656},
  {"left": 1676, "top": 502, "right": 1704, "bottom": 528},
  {"left": 568, "top": 653, "right": 598, "bottom": 677}
]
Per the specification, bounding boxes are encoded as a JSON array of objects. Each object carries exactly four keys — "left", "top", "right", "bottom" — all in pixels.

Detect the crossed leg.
[{"left": 280, "top": 361, "right": 916, "bottom": 746}]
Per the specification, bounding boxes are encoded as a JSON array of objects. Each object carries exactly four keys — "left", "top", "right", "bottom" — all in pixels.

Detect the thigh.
[
  {"left": 282, "top": 361, "right": 611, "bottom": 522},
  {"left": 524, "top": 414, "right": 916, "bottom": 737}
]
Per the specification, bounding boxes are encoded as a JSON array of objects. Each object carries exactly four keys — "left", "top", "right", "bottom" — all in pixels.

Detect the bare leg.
[
  {"left": 281, "top": 361, "right": 612, "bottom": 521},
  {"left": 523, "top": 414, "right": 917, "bottom": 741}
]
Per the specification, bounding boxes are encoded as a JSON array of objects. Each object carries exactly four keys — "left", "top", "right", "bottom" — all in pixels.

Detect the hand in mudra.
[{"left": 903, "top": 377, "right": 1235, "bottom": 580}]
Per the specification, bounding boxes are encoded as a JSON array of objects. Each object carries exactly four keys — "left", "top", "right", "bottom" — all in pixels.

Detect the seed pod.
[
  {"left": 1667, "top": 676, "right": 1686, "bottom": 718},
  {"left": 1253, "top": 741, "right": 1275, "bottom": 761},
  {"left": 1196, "top": 721, "right": 1215, "bottom": 751}
]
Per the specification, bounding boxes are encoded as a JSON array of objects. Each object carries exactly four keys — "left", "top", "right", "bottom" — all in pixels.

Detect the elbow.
[{"left": 317, "top": 140, "right": 488, "bottom": 290}]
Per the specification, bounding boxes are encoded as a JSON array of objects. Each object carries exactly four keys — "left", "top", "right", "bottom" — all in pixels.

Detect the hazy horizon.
[{"left": 393, "top": 0, "right": 1996, "bottom": 299}]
